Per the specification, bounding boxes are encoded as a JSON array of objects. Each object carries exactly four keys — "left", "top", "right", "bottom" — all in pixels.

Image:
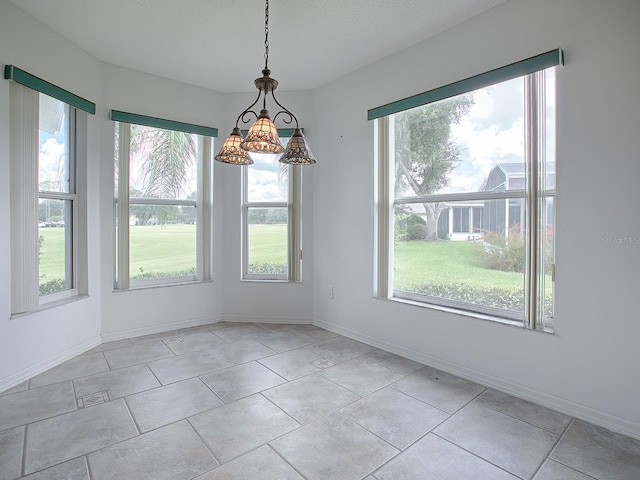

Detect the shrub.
[
  {"left": 395, "top": 214, "right": 426, "bottom": 241},
  {"left": 131, "top": 267, "right": 197, "bottom": 279},
  {"left": 475, "top": 224, "right": 554, "bottom": 274},
  {"left": 408, "top": 223, "right": 428, "bottom": 240},
  {"left": 248, "top": 263, "right": 287, "bottom": 275},
  {"left": 415, "top": 280, "right": 553, "bottom": 317},
  {"left": 39, "top": 278, "right": 65, "bottom": 296},
  {"left": 474, "top": 226, "right": 525, "bottom": 272}
]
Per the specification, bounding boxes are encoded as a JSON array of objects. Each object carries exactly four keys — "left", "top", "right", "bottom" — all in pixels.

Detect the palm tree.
[{"left": 137, "top": 127, "right": 196, "bottom": 199}]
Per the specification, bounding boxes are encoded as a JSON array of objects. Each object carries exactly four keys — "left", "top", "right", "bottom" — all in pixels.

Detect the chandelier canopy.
[{"left": 215, "top": 0, "right": 316, "bottom": 166}]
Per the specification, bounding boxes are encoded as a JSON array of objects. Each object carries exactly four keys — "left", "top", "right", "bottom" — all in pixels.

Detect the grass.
[
  {"left": 247, "top": 224, "right": 287, "bottom": 266},
  {"left": 129, "top": 225, "right": 196, "bottom": 277},
  {"left": 40, "top": 225, "right": 549, "bottom": 298},
  {"left": 393, "top": 240, "right": 524, "bottom": 291}
]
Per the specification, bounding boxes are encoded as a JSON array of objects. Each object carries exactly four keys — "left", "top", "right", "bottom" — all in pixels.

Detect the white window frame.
[
  {"left": 6, "top": 66, "right": 92, "bottom": 315},
  {"left": 112, "top": 112, "right": 215, "bottom": 290},
  {"left": 241, "top": 143, "right": 302, "bottom": 282},
  {"left": 372, "top": 51, "right": 562, "bottom": 331}
]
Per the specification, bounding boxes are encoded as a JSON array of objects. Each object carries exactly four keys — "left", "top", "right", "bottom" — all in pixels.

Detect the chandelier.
[{"left": 215, "top": 0, "right": 316, "bottom": 166}]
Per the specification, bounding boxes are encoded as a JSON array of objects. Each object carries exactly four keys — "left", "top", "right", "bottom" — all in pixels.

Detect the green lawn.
[
  {"left": 39, "top": 228, "right": 66, "bottom": 284},
  {"left": 394, "top": 241, "right": 524, "bottom": 291},
  {"left": 40, "top": 225, "right": 550, "bottom": 307},
  {"left": 129, "top": 224, "right": 196, "bottom": 278},
  {"left": 247, "top": 224, "right": 287, "bottom": 267}
]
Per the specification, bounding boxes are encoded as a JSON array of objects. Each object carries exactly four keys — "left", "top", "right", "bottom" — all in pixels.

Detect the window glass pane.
[
  {"left": 39, "top": 94, "right": 71, "bottom": 193},
  {"left": 128, "top": 126, "right": 197, "bottom": 201},
  {"left": 38, "top": 199, "right": 72, "bottom": 295},
  {"left": 394, "top": 76, "right": 525, "bottom": 200},
  {"left": 394, "top": 202, "right": 526, "bottom": 315},
  {"left": 542, "top": 196, "right": 554, "bottom": 318},
  {"left": 247, "top": 207, "right": 287, "bottom": 275},
  {"left": 246, "top": 155, "right": 288, "bottom": 202},
  {"left": 129, "top": 205, "right": 196, "bottom": 280}
]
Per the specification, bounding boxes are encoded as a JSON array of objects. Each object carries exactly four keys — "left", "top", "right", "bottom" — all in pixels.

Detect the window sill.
[
  {"left": 11, "top": 294, "right": 90, "bottom": 320},
  {"left": 241, "top": 278, "right": 292, "bottom": 283},
  {"left": 377, "top": 295, "right": 554, "bottom": 334},
  {"left": 114, "top": 279, "right": 212, "bottom": 293}
]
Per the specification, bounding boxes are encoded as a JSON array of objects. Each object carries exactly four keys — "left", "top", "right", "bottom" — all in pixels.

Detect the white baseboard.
[
  {"left": 101, "top": 314, "right": 224, "bottom": 342},
  {"left": 313, "top": 318, "right": 640, "bottom": 441},
  {"left": 0, "top": 335, "right": 101, "bottom": 394},
  {"left": 221, "top": 314, "right": 313, "bottom": 325}
]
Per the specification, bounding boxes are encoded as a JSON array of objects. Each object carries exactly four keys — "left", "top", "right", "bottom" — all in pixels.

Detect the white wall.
[
  {"left": 312, "top": 0, "right": 640, "bottom": 438},
  {"left": 0, "top": 1, "right": 103, "bottom": 388}
]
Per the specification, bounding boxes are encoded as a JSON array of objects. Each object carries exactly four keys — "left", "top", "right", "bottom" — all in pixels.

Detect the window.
[
  {"left": 372, "top": 50, "right": 562, "bottom": 331},
  {"left": 5, "top": 65, "right": 93, "bottom": 314},
  {"left": 112, "top": 111, "right": 215, "bottom": 289},
  {"left": 242, "top": 131, "right": 302, "bottom": 281}
]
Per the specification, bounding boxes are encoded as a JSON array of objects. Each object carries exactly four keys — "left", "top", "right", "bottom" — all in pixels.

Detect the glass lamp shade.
[
  {"left": 215, "top": 128, "right": 253, "bottom": 165},
  {"left": 240, "top": 110, "right": 284, "bottom": 156},
  {"left": 281, "top": 128, "right": 316, "bottom": 165}
]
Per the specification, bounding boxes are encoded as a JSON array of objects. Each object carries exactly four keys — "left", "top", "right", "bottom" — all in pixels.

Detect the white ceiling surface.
[{"left": 10, "top": 0, "right": 506, "bottom": 93}]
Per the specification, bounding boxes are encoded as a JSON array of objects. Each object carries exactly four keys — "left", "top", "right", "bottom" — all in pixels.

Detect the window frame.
[
  {"left": 112, "top": 111, "right": 216, "bottom": 290},
  {"left": 5, "top": 66, "right": 93, "bottom": 315},
  {"left": 241, "top": 130, "right": 303, "bottom": 282},
  {"left": 372, "top": 51, "right": 562, "bottom": 331}
]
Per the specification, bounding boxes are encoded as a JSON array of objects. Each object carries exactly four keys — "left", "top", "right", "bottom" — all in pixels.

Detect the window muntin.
[
  {"left": 378, "top": 67, "right": 556, "bottom": 330},
  {"left": 115, "top": 122, "right": 212, "bottom": 288}
]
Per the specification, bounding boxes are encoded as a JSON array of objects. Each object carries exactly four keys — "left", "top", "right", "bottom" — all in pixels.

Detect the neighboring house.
[{"left": 438, "top": 162, "right": 555, "bottom": 241}]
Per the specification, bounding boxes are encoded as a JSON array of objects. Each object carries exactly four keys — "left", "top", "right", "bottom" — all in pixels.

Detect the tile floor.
[{"left": 1, "top": 322, "right": 639, "bottom": 479}]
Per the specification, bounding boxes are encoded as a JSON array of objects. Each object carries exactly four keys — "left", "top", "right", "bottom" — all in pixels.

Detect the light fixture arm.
[
  {"left": 271, "top": 88, "right": 299, "bottom": 128},
  {"left": 234, "top": 89, "right": 262, "bottom": 128}
]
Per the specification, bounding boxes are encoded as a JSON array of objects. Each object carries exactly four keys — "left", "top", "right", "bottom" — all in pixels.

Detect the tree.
[
  {"left": 128, "top": 126, "right": 197, "bottom": 225},
  {"left": 138, "top": 127, "right": 196, "bottom": 199},
  {"left": 394, "top": 95, "right": 473, "bottom": 239}
]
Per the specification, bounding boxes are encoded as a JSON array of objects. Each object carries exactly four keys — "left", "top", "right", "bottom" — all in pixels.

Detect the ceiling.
[{"left": 10, "top": 0, "right": 506, "bottom": 93}]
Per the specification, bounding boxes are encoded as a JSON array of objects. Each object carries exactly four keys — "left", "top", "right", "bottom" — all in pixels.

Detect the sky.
[{"left": 429, "top": 69, "right": 556, "bottom": 195}]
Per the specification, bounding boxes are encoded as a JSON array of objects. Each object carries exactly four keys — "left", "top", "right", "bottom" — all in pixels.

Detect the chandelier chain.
[{"left": 264, "top": 0, "right": 270, "bottom": 69}]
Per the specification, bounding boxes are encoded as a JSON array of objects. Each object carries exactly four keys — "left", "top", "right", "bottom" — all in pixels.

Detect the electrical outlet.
[{"left": 328, "top": 286, "right": 334, "bottom": 299}]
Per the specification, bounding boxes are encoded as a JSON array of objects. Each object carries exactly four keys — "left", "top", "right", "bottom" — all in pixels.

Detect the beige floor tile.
[
  {"left": 339, "top": 387, "right": 448, "bottom": 449},
  {"left": 435, "top": 402, "right": 559, "bottom": 479},
  {"left": 0, "top": 381, "right": 76, "bottom": 431},
  {"left": 103, "top": 341, "right": 174, "bottom": 369},
  {"left": 271, "top": 412, "right": 398, "bottom": 480},
  {"left": 125, "top": 377, "right": 223, "bottom": 432},
  {"left": 0, "top": 425, "right": 24, "bottom": 480},
  {"left": 533, "top": 459, "right": 597, "bottom": 480},
  {"left": 190, "top": 394, "right": 300, "bottom": 463},
  {"left": 193, "top": 445, "right": 303, "bottom": 480},
  {"left": 21, "top": 457, "right": 89, "bottom": 480},
  {"left": 476, "top": 388, "right": 572, "bottom": 435},
  {"left": 374, "top": 433, "right": 518, "bottom": 480},
  {"left": 392, "top": 365, "right": 485, "bottom": 413},
  {"left": 550, "top": 419, "right": 640, "bottom": 479},
  {"left": 305, "top": 336, "right": 375, "bottom": 363},
  {"left": 24, "top": 399, "right": 138, "bottom": 474},
  {"left": 199, "top": 361, "right": 285, "bottom": 403},
  {"left": 29, "top": 352, "right": 110, "bottom": 388},
  {"left": 319, "top": 358, "right": 404, "bottom": 396},
  {"left": 263, "top": 373, "right": 360, "bottom": 424},
  {"left": 73, "top": 363, "right": 160, "bottom": 400},
  {"left": 88, "top": 421, "right": 217, "bottom": 480},
  {"left": 148, "top": 349, "right": 225, "bottom": 384}
]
